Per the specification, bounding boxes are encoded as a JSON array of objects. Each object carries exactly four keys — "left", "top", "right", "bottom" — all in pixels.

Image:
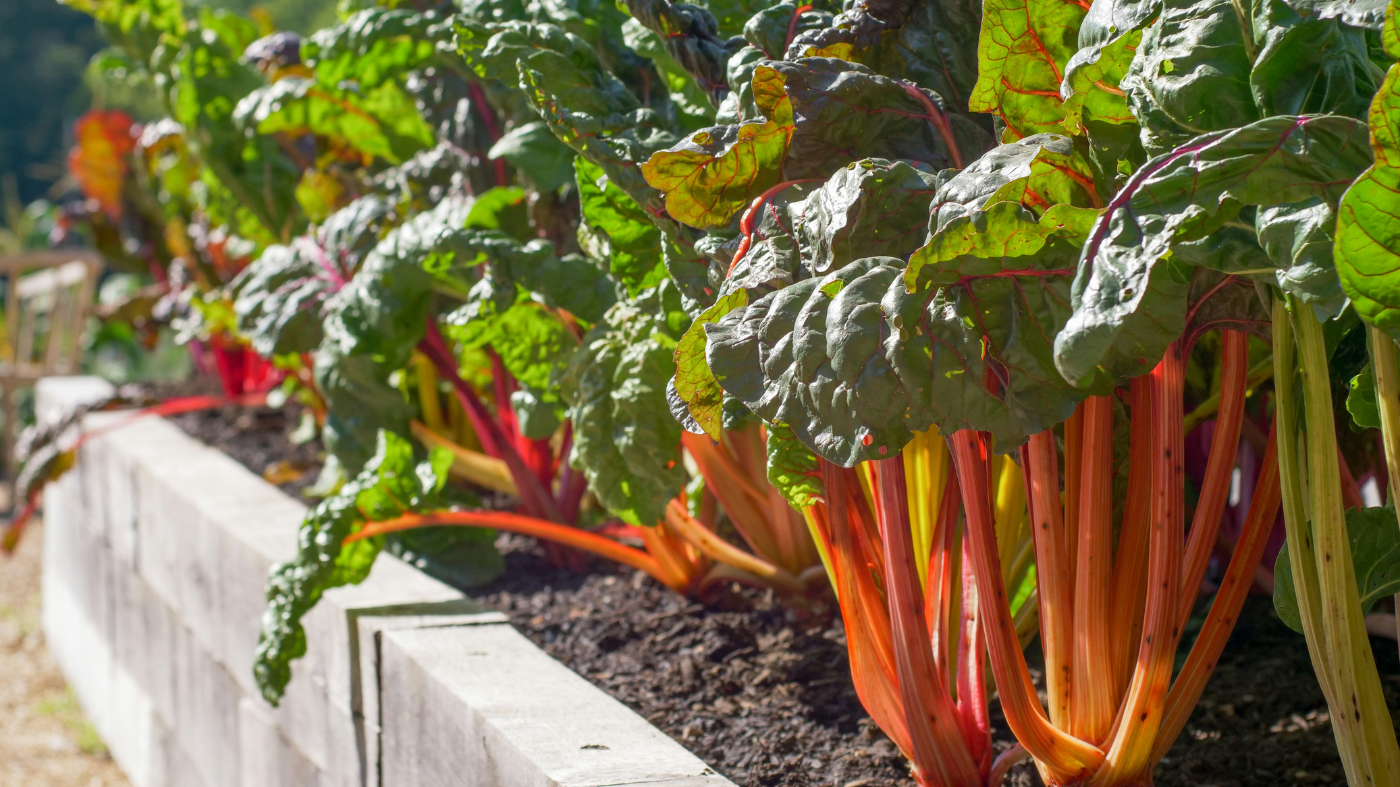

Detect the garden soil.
[
  {"left": 0, "top": 519, "right": 130, "bottom": 787},
  {"left": 168, "top": 394, "right": 1400, "bottom": 787}
]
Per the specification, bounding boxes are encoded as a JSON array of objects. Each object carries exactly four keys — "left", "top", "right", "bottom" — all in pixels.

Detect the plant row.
[{"left": 53, "top": 0, "right": 1400, "bottom": 782}]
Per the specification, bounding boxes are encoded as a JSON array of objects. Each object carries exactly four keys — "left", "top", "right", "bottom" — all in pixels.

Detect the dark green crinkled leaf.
[
  {"left": 622, "top": 17, "right": 717, "bottom": 130},
  {"left": 1251, "top": 0, "right": 1380, "bottom": 122},
  {"left": 710, "top": 203, "right": 1095, "bottom": 465},
  {"left": 1055, "top": 115, "right": 1373, "bottom": 389},
  {"left": 744, "top": 3, "right": 834, "bottom": 61},
  {"left": 487, "top": 121, "right": 578, "bottom": 192},
  {"left": 563, "top": 284, "right": 690, "bottom": 525},
  {"left": 233, "top": 196, "right": 395, "bottom": 356},
  {"left": 786, "top": 0, "right": 982, "bottom": 113},
  {"left": 1121, "top": 0, "right": 1259, "bottom": 157},
  {"left": 254, "top": 431, "right": 488, "bottom": 703},
  {"left": 1257, "top": 200, "right": 1350, "bottom": 317},
  {"left": 1281, "top": 0, "right": 1390, "bottom": 29},
  {"left": 621, "top": 0, "right": 734, "bottom": 105},
  {"left": 1123, "top": 0, "right": 1381, "bottom": 157},
  {"left": 1274, "top": 505, "right": 1400, "bottom": 633},
  {"left": 726, "top": 181, "right": 820, "bottom": 289},
  {"left": 773, "top": 58, "right": 991, "bottom": 178},
  {"left": 643, "top": 58, "right": 990, "bottom": 230},
  {"left": 793, "top": 158, "right": 945, "bottom": 275},
  {"left": 926, "top": 134, "right": 1099, "bottom": 235}
]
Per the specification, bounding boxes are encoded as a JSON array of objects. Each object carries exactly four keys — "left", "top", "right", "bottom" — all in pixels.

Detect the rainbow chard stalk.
[{"left": 1272, "top": 298, "right": 1400, "bottom": 784}]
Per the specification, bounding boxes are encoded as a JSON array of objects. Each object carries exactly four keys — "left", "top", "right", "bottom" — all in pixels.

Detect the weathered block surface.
[{"left": 37, "top": 376, "right": 737, "bottom": 787}]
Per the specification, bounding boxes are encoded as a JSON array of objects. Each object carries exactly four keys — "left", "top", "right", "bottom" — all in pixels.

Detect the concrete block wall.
[{"left": 37, "top": 377, "right": 735, "bottom": 787}]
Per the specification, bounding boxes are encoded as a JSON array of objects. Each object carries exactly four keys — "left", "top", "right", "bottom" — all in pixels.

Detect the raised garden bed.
[
  {"left": 36, "top": 376, "right": 735, "bottom": 787},
  {"left": 144, "top": 376, "right": 1400, "bottom": 787}
]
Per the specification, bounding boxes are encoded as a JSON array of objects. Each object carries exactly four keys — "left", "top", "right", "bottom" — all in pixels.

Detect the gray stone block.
[
  {"left": 354, "top": 602, "right": 506, "bottom": 787},
  {"left": 171, "top": 623, "right": 245, "bottom": 787},
  {"left": 239, "top": 697, "right": 323, "bottom": 787},
  {"left": 379, "top": 624, "right": 735, "bottom": 787}
]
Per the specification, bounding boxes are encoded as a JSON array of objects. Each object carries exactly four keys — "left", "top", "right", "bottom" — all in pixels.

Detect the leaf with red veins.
[
  {"left": 793, "top": 158, "right": 950, "bottom": 276},
  {"left": 642, "top": 66, "right": 794, "bottom": 230},
  {"left": 1059, "top": 27, "right": 1143, "bottom": 134},
  {"left": 968, "top": 0, "right": 1088, "bottom": 141},
  {"left": 926, "top": 134, "right": 1100, "bottom": 237},
  {"left": 706, "top": 202, "right": 1094, "bottom": 466},
  {"left": 775, "top": 59, "right": 991, "bottom": 178}
]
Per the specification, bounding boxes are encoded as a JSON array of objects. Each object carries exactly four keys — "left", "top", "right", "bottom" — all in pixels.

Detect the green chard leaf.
[
  {"left": 1275, "top": 505, "right": 1400, "bottom": 633},
  {"left": 968, "top": 0, "right": 1088, "bottom": 141},
  {"left": 786, "top": 0, "right": 983, "bottom": 111},
  {"left": 233, "top": 196, "right": 396, "bottom": 357},
  {"left": 645, "top": 58, "right": 990, "bottom": 230},
  {"left": 928, "top": 133, "right": 1100, "bottom": 235},
  {"left": 708, "top": 202, "right": 1095, "bottom": 465},
  {"left": 672, "top": 288, "right": 750, "bottom": 438},
  {"left": 316, "top": 196, "right": 614, "bottom": 471},
  {"left": 766, "top": 420, "right": 825, "bottom": 508},
  {"left": 621, "top": 0, "right": 734, "bottom": 105},
  {"left": 793, "top": 159, "right": 947, "bottom": 276},
  {"left": 1335, "top": 1, "right": 1400, "bottom": 338},
  {"left": 1055, "top": 115, "right": 1373, "bottom": 389},
  {"left": 1349, "top": 360, "right": 1383, "bottom": 430},
  {"left": 643, "top": 66, "right": 795, "bottom": 229},
  {"left": 487, "top": 121, "right": 578, "bottom": 192},
  {"left": 576, "top": 158, "right": 669, "bottom": 295},
  {"left": 1123, "top": 0, "right": 1382, "bottom": 157},
  {"left": 255, "top": 431, "right": 496, "bottom": 703},
  {"left": 563, "top": 284, "right": 689, "bottom": 525}
]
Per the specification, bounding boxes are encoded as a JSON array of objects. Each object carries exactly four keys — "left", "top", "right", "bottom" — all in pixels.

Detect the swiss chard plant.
[{"left": 65, "top": 0, "right": 1400, "bottom": 781}]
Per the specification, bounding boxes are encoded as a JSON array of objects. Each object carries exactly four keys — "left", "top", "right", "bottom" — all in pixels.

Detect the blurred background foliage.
[
  {"left": 1, "top": 0, "right": 338, "bottom": 387},
  {"left": 1, "top": 0, "right": 337, "bottom": 214}
]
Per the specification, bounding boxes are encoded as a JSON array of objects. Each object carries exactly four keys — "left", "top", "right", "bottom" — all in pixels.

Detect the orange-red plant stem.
[
  {"left": 820, "top": 461, "right": 910, "bottom": 756},
  {"left": 952, "top": 430, "right": 1105, "bottom": 782},
  {"left": 1021, "top": 433, "right": 1074, "bottom": 732},
  {"left": 1178, "top": 330, "right": 1248, "bottom": 627},
  {"left": 1095, "top": 342, "right": 1185, "bottom": 783},
  {"left": 872, "top": 457, "right": 981, "bottom": 787},
  {"left": 1108, "top": 376, "right": 1152, "bottom": 700},
  {"left": 1072, "top": 395, "right": 1116, "bottom": 743},
  {"left": 1153, "top": 419, "right": 1280, "bottom": 763},
  {"left": 345, "top": 511, "right": 676, "bottom": 589}
]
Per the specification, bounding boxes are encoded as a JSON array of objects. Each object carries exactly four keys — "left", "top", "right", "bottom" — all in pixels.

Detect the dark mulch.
[
  {"left": 156, "top": 377, "right": 1400, "bottom": 787},
  {"left": 156, "top": 379, "right": 325, "bottom": 499}
]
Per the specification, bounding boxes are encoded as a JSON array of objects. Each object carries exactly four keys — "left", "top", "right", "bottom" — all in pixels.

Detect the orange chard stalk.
[
  {"left": 953, "top": 429, "right": 1106, "bottom": 784},
  {"left": 871, "top": 456, "right": 982, "bottom": 787},
  {"left": 348, "top": 510, "right": 680, "bottom": 589},
  {"left": 1020, "top": 431, "right": 1074, "bottom": 732},
  {"left": 1108, "top": 376, "right": 1152, "bottom": 699},
  {"left": 1093, "top": 340, "right": 1185, "bottom": 783},
  {"left": 1072, "top": 395, "right": 1116, "bottom": 744},
  {"left": 950, "top": 330, "right": 1266, "bottom": 786},
  {"left": 1177, "top": 329, "right": 1249, "bottom": 628}
]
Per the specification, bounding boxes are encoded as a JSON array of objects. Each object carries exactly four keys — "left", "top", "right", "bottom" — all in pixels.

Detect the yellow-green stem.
[
  {"left": 1283, "top": 296, "right": 1400, "bottom": 785},
  {"left": 1369, "top": 326, "right": 1400, "bottom": 649}
]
